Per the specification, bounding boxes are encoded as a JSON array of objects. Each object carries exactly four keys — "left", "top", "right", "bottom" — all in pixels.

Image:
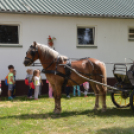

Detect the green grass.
[{"left": 0, "top": 94, "right": 134, "bottom": 134}]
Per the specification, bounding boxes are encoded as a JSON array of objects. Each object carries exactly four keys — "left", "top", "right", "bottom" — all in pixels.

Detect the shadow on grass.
[
  {"left": 0, "top": 108, "right": 134, "bottom": 120},
  {"left": 97, "top": 127, "right": 134, "bottom": 134}
]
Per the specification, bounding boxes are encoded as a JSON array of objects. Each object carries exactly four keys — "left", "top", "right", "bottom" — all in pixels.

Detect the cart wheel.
[
  {"left": 130, "top": 90, "right": 134, "bottom": 111},
  {"left": 111, "top": 91, "right": 130, "bottom": 108}
]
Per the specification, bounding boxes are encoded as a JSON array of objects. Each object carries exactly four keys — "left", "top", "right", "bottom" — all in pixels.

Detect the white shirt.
[{"left": 34, "top": 76, "right": 40, "bottom": 86}]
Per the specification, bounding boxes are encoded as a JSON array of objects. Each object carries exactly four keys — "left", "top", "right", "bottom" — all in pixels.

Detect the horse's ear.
[{"left": 33, "top": 41, "right": 37, "bottom": 47}]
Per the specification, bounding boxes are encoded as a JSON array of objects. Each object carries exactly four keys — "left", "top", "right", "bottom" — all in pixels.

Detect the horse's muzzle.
[{"left": 23, "top": 60, "right": 32, "bottom": 66}]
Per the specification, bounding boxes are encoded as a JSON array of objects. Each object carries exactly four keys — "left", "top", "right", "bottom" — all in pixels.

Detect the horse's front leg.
[{"left": 51, "top": 84, "right": 62, "bottom": 114}]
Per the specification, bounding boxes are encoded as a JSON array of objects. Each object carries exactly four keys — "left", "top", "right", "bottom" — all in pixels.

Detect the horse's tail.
[{"left": 101, "top": 62, "right": 107, "bottom": 92}]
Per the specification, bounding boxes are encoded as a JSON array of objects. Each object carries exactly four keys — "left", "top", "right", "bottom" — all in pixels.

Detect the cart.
[{"left": 111, "top": 63, "right": 134, "bottom": 111}]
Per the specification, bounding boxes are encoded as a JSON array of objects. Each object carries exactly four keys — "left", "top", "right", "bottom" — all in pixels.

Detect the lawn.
[{"left": 0, "top": 94, "right": 134, "bottom": 134}]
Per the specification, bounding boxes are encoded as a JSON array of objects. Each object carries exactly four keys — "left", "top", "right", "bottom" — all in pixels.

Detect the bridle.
[
  {"left": 25, "top": 45, "right": 56, "bottom": 69},
  {"left": 25, "top": 45, "right": 39, "bottom": 64}
]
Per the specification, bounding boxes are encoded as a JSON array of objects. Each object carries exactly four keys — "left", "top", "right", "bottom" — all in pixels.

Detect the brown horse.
[{"left": 24, "top": 42, "right": 107, "bottom": 113}]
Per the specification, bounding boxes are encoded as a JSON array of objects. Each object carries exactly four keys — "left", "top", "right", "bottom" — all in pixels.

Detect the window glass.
[
  {"left": 0, "top": 25, "right": 19, "bottom": 44},
  {"left": 77, "top": 27, "right": 95, "bottom": 45},
  {"left": 129, "top": 28, "right": 134, "bottom": 40}
]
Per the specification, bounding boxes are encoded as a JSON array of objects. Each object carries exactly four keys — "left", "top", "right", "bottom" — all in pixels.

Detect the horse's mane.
[{"left": 38, "top": 43, "right": 68, "bottom": 62}]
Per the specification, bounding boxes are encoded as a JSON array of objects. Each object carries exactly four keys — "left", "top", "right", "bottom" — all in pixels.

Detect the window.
[
  {"left": 128, "top": 28, "right": 134, "bottom": 41},
  {"left": 0, "top": 25, "right": 19, "bottom": 44},
  {"left": 77, "top": 27, "right": 95, "bottom": 46}
]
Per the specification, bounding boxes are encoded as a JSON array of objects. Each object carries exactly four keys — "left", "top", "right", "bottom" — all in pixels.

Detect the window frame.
[
  {"left": 128, "top": 27, "right": 134, "bottom": 41},
  {"left": 0, "top": 22, "right": 22, "bottom": 47},
  {"left": 76, "top": 25, "right": 97, "bottom": 48}
]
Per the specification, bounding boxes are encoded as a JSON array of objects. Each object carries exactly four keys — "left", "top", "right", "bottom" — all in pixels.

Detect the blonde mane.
[{"left": 37, "top": 43, "right": 68, "bottom": 62}]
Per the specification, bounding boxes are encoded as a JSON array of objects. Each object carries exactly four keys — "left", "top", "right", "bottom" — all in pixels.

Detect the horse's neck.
[
  {"left": 39, "top": 56, "right": 55, "bottom": 70},
  {"left": 38, "top": 46, "right": 57, "bottom": 69}
]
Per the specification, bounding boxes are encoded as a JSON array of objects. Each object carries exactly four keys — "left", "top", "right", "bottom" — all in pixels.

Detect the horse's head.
[{"left": 24, "top": 41, "right": 39, "bottom": 66}]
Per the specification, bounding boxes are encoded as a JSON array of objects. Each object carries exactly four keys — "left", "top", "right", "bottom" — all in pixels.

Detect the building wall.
[{"left": 0, "top": 13, "right": 134, "bottom": 81}]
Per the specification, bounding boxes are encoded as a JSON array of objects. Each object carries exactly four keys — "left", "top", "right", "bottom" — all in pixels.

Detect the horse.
[{"left": 24, "top": 41, "right": 107, "bottom": 114}]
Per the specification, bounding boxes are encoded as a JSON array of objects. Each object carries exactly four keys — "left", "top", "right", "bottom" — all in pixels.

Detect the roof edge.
[{"left": 0, "top": 11, "right": 134, "bottom": 19}]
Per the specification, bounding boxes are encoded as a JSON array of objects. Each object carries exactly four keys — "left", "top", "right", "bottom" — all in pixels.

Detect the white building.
[{"left": 0, "top": 0, "right": 134, "bottom": 94}]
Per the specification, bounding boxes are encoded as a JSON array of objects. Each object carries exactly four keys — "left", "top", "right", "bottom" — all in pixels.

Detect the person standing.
[
  {"left": 38, "top": 70, "right": 43, "bottom": 96},
  {"left": 26, "top": 69, "right": 33, "bottom": 98},
  {"left": 7, "top": 65, "right": 15, "bottom": 100},
  {"left": 46, "top": 80, "right": 53, "bottom": 98},
  {"left": 0, "top": 80, "right": 2, "bottom": 100},
  {"left": 73, "top": 85, "right": 81, "bottom": 97},
  {"left": 83, "top": 82, "right": 89, "bottom": 97},
  {"left": 66, "top": 86, "right": 71, "bottom": 98},
  {"left": 12, "top": 70, "right": 16, "bottom": 98},
  {"left": 33, "top": 70, "right": 40, "bottom": 100}
]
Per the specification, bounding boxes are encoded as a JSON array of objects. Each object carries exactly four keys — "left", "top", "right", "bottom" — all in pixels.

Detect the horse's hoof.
[
  {"left": 53, "top": 109, "right": 61, "bottom": 114},
  {"left": 93, "top": 106, "right": 99, "bottom": 111},
  {"left": 101, "top": 109, "right": 106, "bottom": 113}
]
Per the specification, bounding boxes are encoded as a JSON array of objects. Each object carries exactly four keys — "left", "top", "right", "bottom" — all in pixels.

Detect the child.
[
  {"left": 0, "top": 80, "right": 2, "bottom": 100},
  {"left": 46, "top": 80, "right": 53, "bottom": 98},
  {"left": 83, "top": 82, "right": 89, "bottom": 97},
  {"left": 33, "top": 70, "right": 40, "bottom": 100},
  {"left": 26, "top": 69, "right": 33, "bottom": 98},
  {"left": 73, "top": 85, "right": 81, "bottom": 96},
  {"left": 66, "top": 86, "right": 71, "bottom": 98},
  {"left": 7, "top": 65, "right": 15, "bottom": 100},
  {"left": 38, "top": 70, "right": 43, "bottom": 95},
  {"left": 12, "top": 70, "right": 16, "bottom": 98}
]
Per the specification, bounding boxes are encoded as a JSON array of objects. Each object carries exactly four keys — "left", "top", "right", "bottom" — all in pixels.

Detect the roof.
[{"left": 0, "top": 0, "right": 134, "bottom": 18}]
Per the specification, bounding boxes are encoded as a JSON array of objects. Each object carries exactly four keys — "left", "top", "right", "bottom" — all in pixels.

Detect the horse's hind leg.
[
  {"left": 94, "top": 93, "right": 100, "bottom": 110},
  {"left": 101, "top": 92, "right": 107, "bottom": 112},
  {"left": 97, "top": 84, "right": 107, "bottom": 112},
  {"left": 90, "top": 82, "right": 100, "bottom": 110},
  {"left": 101, "top": 62, "right": 107, "bottom": 112},
  {"left": 101, "top": 85, "right": 107, "bottom": 112}
]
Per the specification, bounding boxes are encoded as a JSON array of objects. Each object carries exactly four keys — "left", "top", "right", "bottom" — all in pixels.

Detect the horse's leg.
[
  {"left": 96, "top": 72, "right": 107, "bottom": 112},
  {"left": 51, "top": 84, "right": 62, "bottom": 114},
  {"left": 100, "top": 66, "right": 107, "bottom": 112},
  {"left": 101, "top": 90, "right": 107, "bottom": 112},
  {"left": 97, "top": 84, "right": 107, "bottom": 112},
  {"left": 100, "top": 86, "right": 107, "bottom": 112},
  {"left": 101, "top": 63, "right": 107, "bottom": 112},
  {"left": 90, "top": 82, "right": 100, "bottom": 110}
]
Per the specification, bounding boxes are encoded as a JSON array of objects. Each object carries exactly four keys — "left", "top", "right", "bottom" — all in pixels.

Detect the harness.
[
  {"left": 25, "top": 45, "right": 103, "bottom": 90},
  {"left": 42, "top": 57, "right": 72, "bottom": 91},
  {"left": 61, "top": 59, "right": 71, "bottom": 90}
]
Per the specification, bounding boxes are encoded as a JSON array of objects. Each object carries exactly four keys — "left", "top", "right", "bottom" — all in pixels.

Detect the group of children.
[
  {"left": 5, "top": 65, "right": 53, "bottom": 100},
  {"left": 26, "top": 69, "right": 43, "bottom": 100},
  {"left": 5, "top": 65, "right": 89, "bottom": 100},
  {"left": 66, "top": 82, "right": 90, "bottom": 98}
]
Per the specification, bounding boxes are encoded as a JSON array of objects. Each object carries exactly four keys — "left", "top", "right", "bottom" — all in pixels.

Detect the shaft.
[{"left": 59, "top": 64, "right": 119, "bottom": 91}]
